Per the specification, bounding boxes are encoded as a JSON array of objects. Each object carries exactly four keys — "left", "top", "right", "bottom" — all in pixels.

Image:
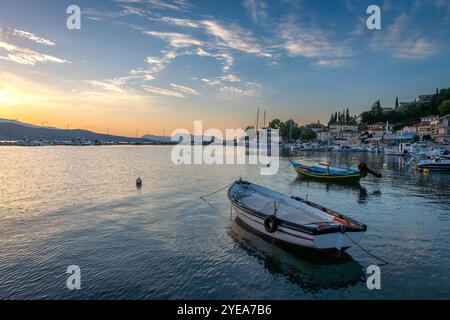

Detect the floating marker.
[{"left": 136, "top": 176, "right": 142, "bottom": 187}]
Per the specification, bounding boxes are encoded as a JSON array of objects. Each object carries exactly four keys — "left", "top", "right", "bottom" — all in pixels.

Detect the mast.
[
  {"left": 256, "top": 109, "right": 259, "bottom": 132},
  {"left": 263, "top": 110, "right": 266, "bottom": 128}
]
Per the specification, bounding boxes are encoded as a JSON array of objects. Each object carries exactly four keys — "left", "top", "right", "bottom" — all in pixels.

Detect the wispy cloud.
[
  {"left": 143, "top": 85, "right": 185, "bottom": 98},
  {"left": 201, "top": 74, "right": 261, "bottom": 98},
  {"left": 193, "top": 48, "right": 234, "bottom": 72},
  {"left": 243, "top": 0, "right": 269, "bottom": 24},
  {"left": 145, "top": 50, "right": 178, "bottom": 77},
  {"left": 315, "top": 59, "right": 350, "bottom": 68},
  {"left": 117, "top": 5, "right": 149, "bottom": 17},
  {"left": 369, "top": 13, "right": 438, "bottom": 60},
  {"left": 0, "top": 27, "right": 55, "bottom": 46},
  {"left": 84, "top": 79, "right": 126, "bottom": 93},
  {"left": 201, "top": 73, "right": 241, "bottom": 87},
  {"left": 276, "top": 15, "right": 350, "bottom": 60},
  {"left": 158, "top": 16, "right": 271, "bottom": 57},
  {"left": 160, "top": 16, "right": 200, "bottom": 28},
  {"left": 201, "top": 20, "right": 271, "bottom": 57},
  {"left": 115, "top": 0, "right": 192, "bottom": 12},
  {"left": 0, "top": 41, "right": 70, "bottom": 65},
  {"left": 170, "top": 83, "right": 200, "bottom": 96},
  {"left": 220, "top": 82, "right": 261, "bottom": 97},
  {"left": 84, "top": 50, "right": 179, "bottom": 95},
  {"left": 143, "top": 30, "right": 203, "bottom": 48}
]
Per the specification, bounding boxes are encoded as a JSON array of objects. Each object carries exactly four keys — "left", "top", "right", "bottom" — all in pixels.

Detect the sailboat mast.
[{"left": 256, "top": 109, "right": 259, "bottom": 132}]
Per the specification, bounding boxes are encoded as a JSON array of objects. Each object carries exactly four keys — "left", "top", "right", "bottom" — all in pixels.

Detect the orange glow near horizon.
[{"left": 0, "top": 71, "right": 324, "bottom": 138}]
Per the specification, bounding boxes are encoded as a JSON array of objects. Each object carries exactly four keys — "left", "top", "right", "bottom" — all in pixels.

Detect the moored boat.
[
  {"left": 417, "top": 157, "right": 450, "bottom": 171},
  {"left": 228, "top": 179, "right": 367, "bottom": 254},
  {"left": 289, "top": 160, "right": 381, "bottom": 184}
]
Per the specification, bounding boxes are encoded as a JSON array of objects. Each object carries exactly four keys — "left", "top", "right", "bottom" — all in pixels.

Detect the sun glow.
[{"left": 0, "top": 89, "right": 19, "bottom": 106}]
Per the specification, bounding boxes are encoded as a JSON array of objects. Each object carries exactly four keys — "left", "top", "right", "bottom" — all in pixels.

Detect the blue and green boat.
[{"left": 289, "top": 160, "right": 381, "bottom": 184}]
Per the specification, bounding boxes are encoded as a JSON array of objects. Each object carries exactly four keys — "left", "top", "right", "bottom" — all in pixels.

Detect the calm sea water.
[{"left": 0, "top": 146, "right": 449, "bottom": 300}]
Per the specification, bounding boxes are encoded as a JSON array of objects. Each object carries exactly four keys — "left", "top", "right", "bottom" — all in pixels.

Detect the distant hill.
[
  {"left": 141, "top": 134, "right": 172, "bottom": 143},
  {"left": 0, "top": 119, "right": 146, "bottom": 143}
]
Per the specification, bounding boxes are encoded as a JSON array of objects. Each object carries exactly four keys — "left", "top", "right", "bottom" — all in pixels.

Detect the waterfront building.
[
  {"left": 367, "top": 122, "right": 392, "bottom": 138},
  {"left": 434, "top": 114, "right": 450, "bottom": 143},
  {"left": 329, "top": 123, "right": 359, "bottom": 145},
  {"left": 417, "top": 115, "right": 438, "bottom": 141},
  {"left": 306, "top": 123, "right": 331, "bottom": 142},
  {"left": 418, "top": 94, "right": 434, "bottom": 104}
]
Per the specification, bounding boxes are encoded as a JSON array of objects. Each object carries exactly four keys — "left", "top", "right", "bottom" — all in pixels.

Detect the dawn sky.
[{"left": 1, "top": 0, "right": 450, "bottom": 136}]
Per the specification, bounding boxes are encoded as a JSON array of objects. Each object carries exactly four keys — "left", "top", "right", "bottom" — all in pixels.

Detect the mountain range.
[{"left": 0, "top": 119, "right": 166, "bottom": 143}]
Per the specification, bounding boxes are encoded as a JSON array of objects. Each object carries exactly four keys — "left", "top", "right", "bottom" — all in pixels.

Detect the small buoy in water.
[
  {"left": 383, "top": 163, "right": 388, "bottom": 169},
  {"left": 136, "top": 176, "right": 142, "bottom": 187},
  {"left": 423, "top": 169, "right": 430, "bottom": 174}
]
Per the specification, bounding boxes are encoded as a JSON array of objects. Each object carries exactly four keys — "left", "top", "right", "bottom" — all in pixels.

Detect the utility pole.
[{"left": 41, "top": 121, "right": 48, "bottom": 128}]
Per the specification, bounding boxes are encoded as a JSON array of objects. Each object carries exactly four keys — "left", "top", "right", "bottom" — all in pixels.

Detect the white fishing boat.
[
  {"left": 228, "top": 179, "right": 367, "bottom": 254},
  {"left": 417, "top": 157, "right": 450, "bottom": 171},
  {"left": 384, "top": 143, "right": 412, "bottom": 156}
]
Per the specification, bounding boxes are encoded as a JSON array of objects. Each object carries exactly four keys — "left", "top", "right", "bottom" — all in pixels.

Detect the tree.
[
  {"left": 360, "top": 111, "right": 373, "bottom": 125},
  {"left": 346, "top": 108, "right": 350, "bottom": 123},
  {"left": 395, "top": 97, "right": 399, "bottom": 109},
  {"left": 300, "top": 128, "right": 317, "bottom": 141},
  {"left": 268, "top": 119, "right": 282, "bottom": 129},
  {"left": 328, "top": 114, "right": 335, "bottom": 125},
  {"left": 281, "top": 119, "right": 300, "bottom": 141},
  {"left": 439, "top": 100, "right": 450, "bottom": 116}
]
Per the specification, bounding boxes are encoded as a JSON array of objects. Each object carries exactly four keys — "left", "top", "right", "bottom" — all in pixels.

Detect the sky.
[{"left": 1, "top": 0, "right": 450, "bottom": 137}]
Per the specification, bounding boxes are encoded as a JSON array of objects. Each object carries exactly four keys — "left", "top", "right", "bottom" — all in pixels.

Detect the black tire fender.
[{"left": 264, "top": 215, "right": 279, "bottom": 233}]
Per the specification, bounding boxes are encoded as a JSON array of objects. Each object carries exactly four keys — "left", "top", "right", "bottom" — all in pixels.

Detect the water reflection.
[
  {"left": 228, "top": 219, "right": 365, "bottom": 293},
  {"left": 292, "top": 176, "right": 382, "bottom": 204}
]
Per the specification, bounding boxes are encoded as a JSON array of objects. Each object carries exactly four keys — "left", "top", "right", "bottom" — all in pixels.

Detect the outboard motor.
[{"left": 358, "top": 163, "right": 382, "bottom": 178}]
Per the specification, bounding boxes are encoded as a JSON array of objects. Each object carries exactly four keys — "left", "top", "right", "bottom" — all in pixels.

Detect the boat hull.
[
  {"left": 293, "top": 166, "right": 363, "bottom": 183},
  {"left": 231, "top": 201, "right": 365, "bottom": 252},
  {"left": 417, "top": 164, "right": 450, "bottom": 171}
]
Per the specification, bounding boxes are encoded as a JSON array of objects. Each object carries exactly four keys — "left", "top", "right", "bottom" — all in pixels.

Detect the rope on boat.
[
  {"left": 200, "top": 182, "right": 233, "bottom": 200},
  {"left": 200, "top": 182, "right": 234, "bottom": 208},
  {"left": 341, "top": 230, "right": 390, "bottom": 266}
]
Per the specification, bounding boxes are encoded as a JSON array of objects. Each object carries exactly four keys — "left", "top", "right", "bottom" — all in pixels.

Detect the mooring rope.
[
  {"left": 200, "top": 182, "right": 234, "bottom": 200},
  {"left": 341, "top": 230, "right": 390, "bottom": 266},
  {"left": 199, "top": 182, "right": 234, "bottom": 208}
]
